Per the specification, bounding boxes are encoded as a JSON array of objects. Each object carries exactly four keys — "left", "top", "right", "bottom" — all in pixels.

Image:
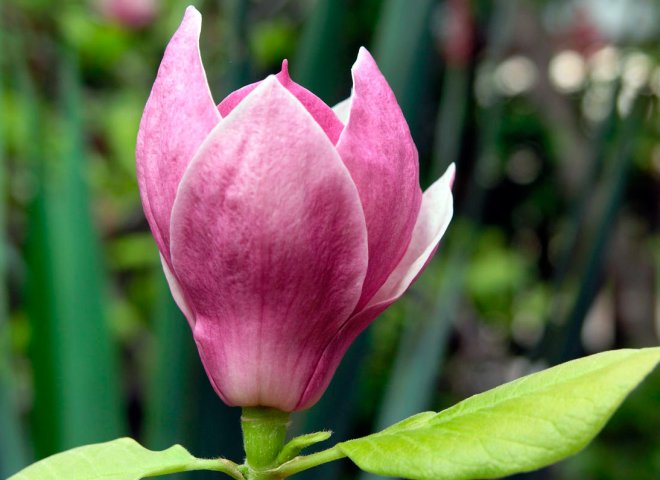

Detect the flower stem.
[{"left": 241, "top": 407, "right": 290, "bottom": 479}]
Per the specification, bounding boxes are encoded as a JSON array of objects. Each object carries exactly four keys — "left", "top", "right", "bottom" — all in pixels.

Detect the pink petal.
[
  {"left": 216, "top": 83, "right": 258, "bottom": 116},
  {"left": 160, "top": 254, "right": 195, "bottom": 328},
  {"left": 217, "top": 61, "right": 344, "bottom": 144},
  {"left": 136, "top": 6, "right": 220, "bottom": 265},
  {"left": 337, "top": 48, "right": 422, "bottom": 312},
  {"left": 296, "top": 164, "right": 454, "bottom": 410},
  {"left": 169, "top": 77, "right": 368, "bottom": 411}
]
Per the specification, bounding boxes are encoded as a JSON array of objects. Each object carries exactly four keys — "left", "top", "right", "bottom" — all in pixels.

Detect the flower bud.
[
  {"left": 137, "top": 7, "right": 454, "bottom": 411},
  {"left": 96, "top": 0, "right": 157, "bottom": 28}
]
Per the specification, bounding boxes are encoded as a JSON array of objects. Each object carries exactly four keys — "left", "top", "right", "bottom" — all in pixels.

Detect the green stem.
[
  {"left": 272, "top": 445, "right": 346, "bottom": 478},
  {"left": 239, "top": 408, "right": 346, "bottom": 479},
  {"left": 241, "top": 407, "right": 290, "bottom": 479}
]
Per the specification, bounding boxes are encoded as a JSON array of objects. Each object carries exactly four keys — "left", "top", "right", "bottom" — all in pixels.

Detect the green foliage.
[
  {"left": 466, "top": 229, "right": 530, "bottom": 322},
  {"left": 276, "top": 431, "right": 332, "bottom": 465},
  {"left": 292, "top": 0, "right": 352, "bottom": 104},
  {"left": 371, "top": 0, "right": 436, "bottom": 138},
  {"left": 57, "top": 7, "right": 132, "bottom": 73},
  {"left": 24, "top": 55, "right": 124, "bottom": 457},
  {"left": 366, "top": 255, "right": 465, "bottom": 433},
  {"left": 2, "top": 1, "right": 659, "bottom": 479},
  {"left": 559, "top": 369, "right": 660, "bottom": 479},
  {"left": 7, "top": 438, "right": 242, "bottom": 480},
  {"left": 338, "top": 348, "right": 660, "bottom": 480},
  {"left": 0, "top": 26, "right": 30, "bottom": 478},
  {"left": 15, "top": 349, "right": 658, "bottom": 480},
  {"left": 143, "top": 275, "right": 196, "bottom": 454},
  {"left": 250, "top": 19, "right": 297, "bottom": 69}
]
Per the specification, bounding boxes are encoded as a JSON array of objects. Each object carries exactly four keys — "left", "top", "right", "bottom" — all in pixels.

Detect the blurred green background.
[{"left": 0, "top": 0, "right": 659, "bottom": 479}]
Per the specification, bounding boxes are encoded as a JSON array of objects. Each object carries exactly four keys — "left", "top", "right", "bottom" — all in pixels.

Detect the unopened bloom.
[
  {"left": 137, "top": 7, "right": 454, "bottom": 412},
  {"left": 96, "top": 0, "right": 158, "bottom": 28}
]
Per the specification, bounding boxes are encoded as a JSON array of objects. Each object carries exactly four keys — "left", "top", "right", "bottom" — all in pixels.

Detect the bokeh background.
[{"left": 0, "top": 0, "right": 659, "bottom": 479}]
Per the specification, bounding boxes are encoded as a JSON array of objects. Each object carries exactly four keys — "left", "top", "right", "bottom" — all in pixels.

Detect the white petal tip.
[
  {"left": 184, "top": 5, "right": 200, "bottom": 17},
  {"left": 446, "top": 163, "right": 456, "bottom": 187},
  {"left": 252, "top": 75, "right": 288, "bottom": 98},
  {"left": 437, "top": 163, "right": 456, "bottom": 189},
  {"left": 179, "top": 6, "right": 202, "bottom": 33},
  {"left": 353, "top": 47, "right": 374, "bottom": 70}
]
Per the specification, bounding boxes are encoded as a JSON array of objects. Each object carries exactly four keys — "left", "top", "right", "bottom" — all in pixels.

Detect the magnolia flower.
[
  {"left": 137, "top": 7, "right": 454, "bottom": 412},
  {"left": 96, "top": 0, "right": 157, "bottom": 28}
]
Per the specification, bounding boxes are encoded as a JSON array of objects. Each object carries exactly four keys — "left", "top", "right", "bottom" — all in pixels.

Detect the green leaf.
[
  {"left": 339, "top": 348, "right": 660, "bottom": 480},
  {"left": 377, "top": 411, "right": 437, "bottom": 434},
  {"left": 8, "top": 438, "right": 243, "bottom": 480},
  {"left": 276, "top": 431, "right": 332, "bottom": 465}
]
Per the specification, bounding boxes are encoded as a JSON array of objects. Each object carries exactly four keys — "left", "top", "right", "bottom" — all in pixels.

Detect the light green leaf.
[
  {"left": 9, "top": 438, "right": 243, "bottom": 480},
  {"left": 276, "top": 431, "right": 332, "bottom": 465},
  {"left": 378, "top": 411, "right": 437, "bottom": 434},
  {"left": 339, "top": 348, "right": 660, "bottom": 480}
]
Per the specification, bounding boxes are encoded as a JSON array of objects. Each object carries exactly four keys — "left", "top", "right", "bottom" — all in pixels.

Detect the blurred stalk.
[
  {"left": 536, "top": 93, "right": 649, "bottom": 364},
  {"left": 292, "top": 0, "right": 350, "bottom": 103},
  {"left": 371, "top": 245, "right": 469, "bottom": 432},
  {"left": 371, "top": 0, "right": 436, "bottom": 139},
  {"left": 0, "top": 31, "right": 30, "bottom": 477},
  {"left": 185, "top": 368, "right": 242, "bottom": 479},
  {"left": 25, "top": 53, "right": 124, "bottom": 457},
  {"left": 361, "top": 3, "right": 519, "bottom": 480},
  {"left": 532, "top": 84, "right": 619, "bottom": 364},
  {"left": 144, "top": 276, "right": 196, "bottom": 450},
  {"left": 516, "top": 2, "right": 590, "bottom": 198},
  {"left": 220, "top": 0, "right": 252, "bottom": 96},
  {"left": 549, "top": 84, "right": 620, "bottom": 290},
  {"left": 429, "top": 66, "right": 470, "bottom": 182}
]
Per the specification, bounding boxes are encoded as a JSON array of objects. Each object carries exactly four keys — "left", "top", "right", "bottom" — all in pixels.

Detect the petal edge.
[
  {"left": 337, "top": 47, "right": 422, "bottom": 311},
  {"left": 136, "top": 6, "right": 220, "bottom": 264},
  {"left": 296, "top": 164, "right": 455, "bottom": 409}
]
